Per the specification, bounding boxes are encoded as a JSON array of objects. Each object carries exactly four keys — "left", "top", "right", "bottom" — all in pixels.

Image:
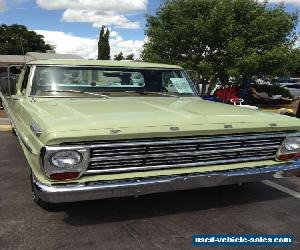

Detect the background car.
[{"left": 279, "top": 79, "right": 300, "bottom": 97}]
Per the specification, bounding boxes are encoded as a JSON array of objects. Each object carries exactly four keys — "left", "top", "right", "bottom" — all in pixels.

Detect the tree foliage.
[
  {"left": 0, "top": 24, "right": 52, "bottom": 55},
  {"left": 114, "top": 51, "right": 124, "bottom": 61},
  {"left": 98, "top": 25, "right": 110, "bottom": 60},
  {"left": 126, "top": 54, "right": 134, "bottom": 60},
  {"left": 288, "top": 48, "right": 300, "bottom": 76},
  {"left": 142, "top": 0, "right": 299, "bottom": 82}
]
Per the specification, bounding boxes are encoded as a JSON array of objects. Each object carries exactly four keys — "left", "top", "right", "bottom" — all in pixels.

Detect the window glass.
[
  {"left": 285, "top": 84, "right": 300, "bottom": 89},
  {"left": 31, "top": 67, "right": 197, "bottom": 97}
]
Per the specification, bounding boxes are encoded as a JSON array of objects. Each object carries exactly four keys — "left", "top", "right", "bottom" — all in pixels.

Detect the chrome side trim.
[
  {"left": 20, "top": 137, "right": 33, "bottom": 154},
  {"left": 33, "top": 161, "right": 300, "bottom": 203},
  {"left": 10, "top": 117, "right": 36, "bottom": 155}
]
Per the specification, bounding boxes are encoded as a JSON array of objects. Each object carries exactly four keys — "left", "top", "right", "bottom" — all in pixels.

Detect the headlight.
[
  {"left": 50, "top": 151, "right": 82, "bottom": 168},
  {"left": 277, "top": 137, "right": 300, "bottom": 161},
  {"left": 280, "top": 137, "right": 300, "bottom": 154}
]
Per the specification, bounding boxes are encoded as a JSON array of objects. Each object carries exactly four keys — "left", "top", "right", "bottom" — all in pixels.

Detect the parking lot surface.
[{"left": 0, "top": 131, "right": 300, "bottom": 250}]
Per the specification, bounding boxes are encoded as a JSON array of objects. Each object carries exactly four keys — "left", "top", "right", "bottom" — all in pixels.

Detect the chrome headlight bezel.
[
  {"left": 277, "top": 136, "right": 300, "bottom": 160},
  {"left": 42, "top": 146, "right": 89, "bottom": 179}
]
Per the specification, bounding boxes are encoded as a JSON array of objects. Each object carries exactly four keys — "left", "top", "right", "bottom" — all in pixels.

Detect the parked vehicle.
[
  {"left": 1, "top": 59, "right": 300, "bottom": 209},
  {"left": 278, "top": 79, "right": 300, "bottom": 97}
]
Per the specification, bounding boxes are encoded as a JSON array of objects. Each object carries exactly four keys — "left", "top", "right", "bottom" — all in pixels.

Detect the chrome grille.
[{"left": 86, "top": 132, "right": 296, "bottom": 174}]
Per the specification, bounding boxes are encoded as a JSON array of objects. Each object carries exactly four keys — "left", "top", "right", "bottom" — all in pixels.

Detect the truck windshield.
[{"left": 31, "top": 66, "right": 197, "bottom": 98}]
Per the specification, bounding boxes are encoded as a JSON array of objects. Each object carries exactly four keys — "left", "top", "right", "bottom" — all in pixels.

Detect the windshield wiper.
[
  {"left": 125, "top": 91, "right": 179, "bottom": 98},
  {"left": 41, "top": 90, "right": 111, "bottom": 99}
]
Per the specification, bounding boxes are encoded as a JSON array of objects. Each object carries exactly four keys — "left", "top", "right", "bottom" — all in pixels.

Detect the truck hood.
[{"left": 26, "top": 97, "right": 300, "bottom": 144}]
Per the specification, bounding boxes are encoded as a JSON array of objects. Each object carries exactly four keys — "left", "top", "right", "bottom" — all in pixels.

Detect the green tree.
[
  {"left": 98, "top": 25, "right": 110, "bottom": 60},
  {"left": 125, "top": 54, "right": 134, "bottom": 60},
  {"left": 0, "top": 24, "right": 52, "bottom": 55},
  {"left": 114, "top": 52, "right": 124, "bottom": 61},
  {"left": 288, "top": 48, "right": 300, "bottom": 76},
  {"left": 142, "top": 0, "right": 298, "bottom": 83}
]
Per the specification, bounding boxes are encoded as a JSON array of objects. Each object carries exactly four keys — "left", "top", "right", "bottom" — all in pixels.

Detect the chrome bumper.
[{"left": 33, "top": 162, "right": 300, "bottom": 204}]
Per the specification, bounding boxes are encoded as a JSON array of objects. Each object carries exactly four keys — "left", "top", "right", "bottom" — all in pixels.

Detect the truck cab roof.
[{"left": 27, "top": 59, "right": 183, "bottom": 69}]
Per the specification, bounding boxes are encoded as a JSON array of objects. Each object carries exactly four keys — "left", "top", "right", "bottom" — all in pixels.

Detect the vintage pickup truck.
[{"left": 1, "top": 59, "right": 300, "bottom": 209}]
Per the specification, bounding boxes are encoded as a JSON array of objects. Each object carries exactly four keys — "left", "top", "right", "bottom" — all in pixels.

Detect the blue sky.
[
  {"left": 0, "top": 0, "right": 299, "bottom": 58},
  {"left": 0, "top": 0, "right": 162, "bottom": 40}
]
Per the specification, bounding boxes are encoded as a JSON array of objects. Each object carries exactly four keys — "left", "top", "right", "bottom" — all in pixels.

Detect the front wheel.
[
  {"left": 30, "top": 172, "right": 60, "bottom": 211},
  {"left": 11, "top": 127, "right": 17, "bottom": 136}
]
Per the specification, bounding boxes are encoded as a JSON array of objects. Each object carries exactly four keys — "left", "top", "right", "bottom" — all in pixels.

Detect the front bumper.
[{"left": 33, "top": 161, "right": 300, "bottom": 203}]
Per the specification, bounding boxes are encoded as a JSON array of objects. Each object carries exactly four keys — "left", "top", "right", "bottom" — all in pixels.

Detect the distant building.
[
  {"left": 0, "top": 55, "right": 26, "bottom": 67},
  {"left": 26, "top": 52, "right": 83, "bottom": 61},
  {"left": 0, "top": 52, "right": 83, "bottom": 67}
]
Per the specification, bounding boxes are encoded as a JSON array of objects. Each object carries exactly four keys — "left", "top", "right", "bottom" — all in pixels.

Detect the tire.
[
  {"left": 11, "top": 127, "right": 17, "bottom": 136},
  {"left": 30, "top": 172, "right": 60, "bottom": 211}
]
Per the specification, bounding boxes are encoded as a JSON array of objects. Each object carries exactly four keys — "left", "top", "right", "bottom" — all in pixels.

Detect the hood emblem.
[
  {"left": 30, "top": 123, "right": 42, "bottom": 137},
  {"left": 170, "top": 127, "right": 180, "bottom": 131},
  {"left": 224, "top": 125, "right": 233, "bottom": 129},
  {"left": 110, "top": 129, "right": 122, "bottom": 135}
]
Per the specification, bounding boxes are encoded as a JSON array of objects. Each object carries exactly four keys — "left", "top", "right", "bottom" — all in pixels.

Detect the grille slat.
[
  {"left": 91, "top": 142, "right": 282, "bottom": 157},
  {"left": 86, "top": 133, "right": 290, "bottom": 148},
  {"left": 87, "top": 156, "right": 275, "bottom": 174},
  {"left": 90, "top": 145, "right": 279, "bottom": 162},
  {"left": 85, "top": 131, "right": 298, "bottom": 174}
]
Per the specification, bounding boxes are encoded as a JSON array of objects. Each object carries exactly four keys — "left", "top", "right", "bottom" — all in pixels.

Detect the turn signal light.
[
  {"left": 277, "top": 137, "right": 300, "bottom": 162},
  {"left": 50, "top": 172, "right": 79, "bottom": 181},
  {"left": 278, "top": 153, "right": 300, "bottom": 162}
]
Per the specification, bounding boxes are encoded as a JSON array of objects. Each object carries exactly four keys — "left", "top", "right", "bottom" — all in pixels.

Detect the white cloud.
[
  {"left": 0, "top": 0, "right": 6, "bottom": 12},
  {"left": 110, "top": 32, "right": 144, "bottom": 57},
  {"left": 35, "top": 30, "right": 98, "bottom": 59},
  {"left": 295, "top": 35, "right": 300, "bottom": 48},
  {"left": 62, "top": 9, "right": 140, "bottom": 29},
  {"left": 35, "top": 30, "right": 144, "bottom": 59},
  {"left": 36, "top": 0, "right": 147, "bottom": 29},
  {"left": 36, "top": 0, "right": 147, "bottom": 13}
]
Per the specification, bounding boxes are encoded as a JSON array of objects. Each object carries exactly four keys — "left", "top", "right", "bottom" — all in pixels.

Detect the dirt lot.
[
  {"left": 0, "top": 131, "right": 300, "bottom": 250},
  {"left": 0, "top": 110, "right": 7, "bottom": 118}
]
